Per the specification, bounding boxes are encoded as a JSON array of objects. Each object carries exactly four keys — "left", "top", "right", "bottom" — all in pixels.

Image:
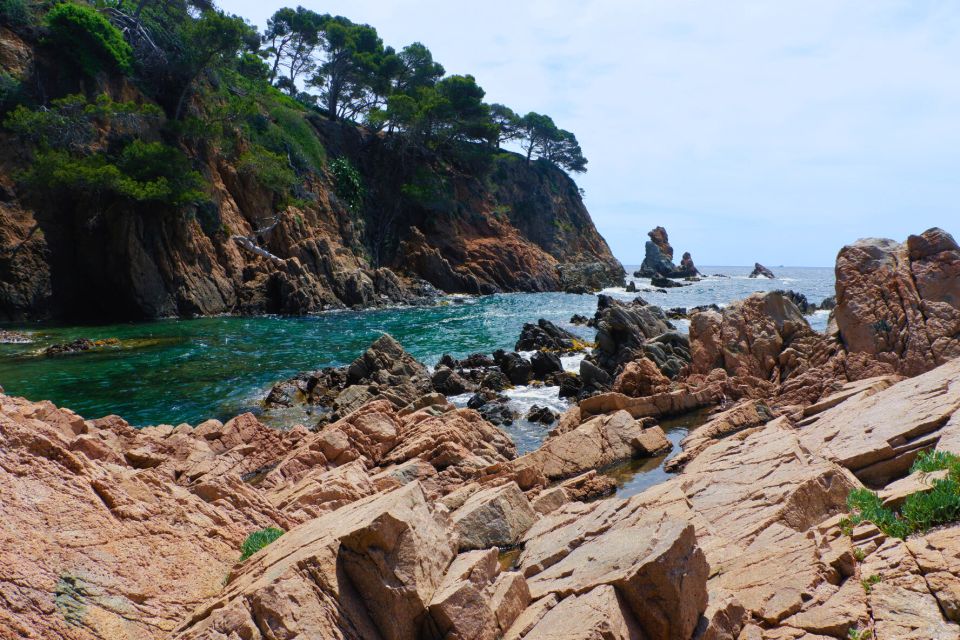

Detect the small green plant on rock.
[
  {"left": 861, "top": 574, "right": 882, "bottom": 594},
  {"left": 911, "top": 449, "right": 960, "bottom": 474},
  {"left": 853, "top": 547, "right": 866, "bottom": 562},
  {"left": 847, "top": 627, "right": 872, "bottom": 640},
  {"left": 240, "top": 527, "right": 284, "bottom": 561}
]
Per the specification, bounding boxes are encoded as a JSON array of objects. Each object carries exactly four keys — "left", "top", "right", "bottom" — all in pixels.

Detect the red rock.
[{"left": 834, "top": 228, "right": 960, "bottom": 377}]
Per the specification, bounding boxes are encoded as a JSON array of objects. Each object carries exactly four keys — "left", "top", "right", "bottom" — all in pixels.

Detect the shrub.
[
  {"left": 0, "top": 0, "right": 31, "bottom": 27},
  {"left": 45, "top": 3, "right": 133, "bottom": 76},
  {"left": 911, "top": 449, "right": 960, "bottom": 475},
  {"left": 846, "top": 463, "right": 960, "bottom": 539},
  {"left": 238, "top": 145, "right": 297, "bottom": 199},
  {"left": 114, "top": 140, "right": 205, "bottom": 206},
  {"left": 24, "top": 141, "right": 204, "bottom": 209},
  {"left": 239, "top": 527, "right": 284, "bottom": 561},
  {"left": 330, "top": 156, "right": 363, "bottom": 211},
  {"left": 0, "top": 71, "right": 23, "bottom": 114},
  {"left": 861, "top": 574, "right": 882, "bottom": 594},
  {"left": 900, "top": 476, "right": 960, "bottom": 532}
]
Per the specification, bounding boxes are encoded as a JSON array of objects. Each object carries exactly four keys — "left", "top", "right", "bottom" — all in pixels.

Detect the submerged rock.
[
  {"left": 0, "top": 329, "right": 31, "bottom": 343},
  {"left": 42, "top": 337, "right": 120, "bottom": 356}
]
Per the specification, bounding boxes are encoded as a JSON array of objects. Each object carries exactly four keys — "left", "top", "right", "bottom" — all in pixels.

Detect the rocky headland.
[
  {"left": 0, "top": 25, "right": 622, "bottom": 323},
  {"left": 2, "top": 227, "right": 960, "bottom": 640}
]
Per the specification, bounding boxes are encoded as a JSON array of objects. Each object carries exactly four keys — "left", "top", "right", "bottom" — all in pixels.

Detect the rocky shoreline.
[{"left": 2, "top": 227, "right": 960, "bottom": 640}]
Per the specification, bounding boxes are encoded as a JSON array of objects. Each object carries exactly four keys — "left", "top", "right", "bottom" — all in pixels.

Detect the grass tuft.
[{"left": 240, "top": 527, "right": 284, "bottom": 561}]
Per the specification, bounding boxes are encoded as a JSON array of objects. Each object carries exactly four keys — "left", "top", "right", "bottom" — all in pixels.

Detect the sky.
[{"left": 220, "top": 0, "right": 960, "bottom": 266}]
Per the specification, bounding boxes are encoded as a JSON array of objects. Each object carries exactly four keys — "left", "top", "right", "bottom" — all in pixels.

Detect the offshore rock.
[
  {"left": 637, "top": 226, "right": 699, "bottom": 278},
  {"left": 749, "top": 263, "right": 776, "bottom": 278}
]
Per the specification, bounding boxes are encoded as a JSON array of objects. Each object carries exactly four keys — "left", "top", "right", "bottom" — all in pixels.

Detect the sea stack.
[{"left": 635, "top": 226, "right": 699, "bottom": 279}]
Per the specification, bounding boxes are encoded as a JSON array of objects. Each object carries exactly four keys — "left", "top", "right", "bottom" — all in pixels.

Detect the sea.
[{"left": 0, "top": 265, "right": 834, "bottom": 495}]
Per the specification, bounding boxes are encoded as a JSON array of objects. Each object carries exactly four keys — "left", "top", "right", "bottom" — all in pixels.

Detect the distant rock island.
[{"left": 633, "top": 226, "right": 699, "bottom": 279}]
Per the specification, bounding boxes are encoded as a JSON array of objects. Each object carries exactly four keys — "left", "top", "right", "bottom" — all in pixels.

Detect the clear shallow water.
[{"left": 0, "top": 265, "right": 834, "bottom": 451}]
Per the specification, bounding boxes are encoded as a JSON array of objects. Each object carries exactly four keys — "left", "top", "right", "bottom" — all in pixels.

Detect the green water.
[{"left": 0, "top": 293, "right": 598, "bottom": 427}]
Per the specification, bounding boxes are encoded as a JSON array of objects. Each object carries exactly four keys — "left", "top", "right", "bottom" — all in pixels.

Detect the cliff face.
[{"left": 0, "top": 29, "right": 622, "bottom": 322}]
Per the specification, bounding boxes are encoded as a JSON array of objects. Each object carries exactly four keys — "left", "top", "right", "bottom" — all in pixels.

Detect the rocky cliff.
[{"left": 0, "top": 25, "right": 622, "bottom": 322}]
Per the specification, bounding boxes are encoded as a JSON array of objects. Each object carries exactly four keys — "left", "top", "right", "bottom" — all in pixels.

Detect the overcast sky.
[{"left": 221, "top": 0, "right": 960, "bottom": 266}]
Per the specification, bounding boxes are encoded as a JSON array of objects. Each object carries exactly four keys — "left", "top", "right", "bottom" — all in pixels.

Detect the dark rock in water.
[
  {"left": 625, "top": 280, "right": 637, "bottom": 293},
  {"left": 477, "top": 401, "right": 515, "bottom": 426},
  {"left": 650, "top": 275, "right": 688, "bottom": 289},
  {"left": 820, "top": 295, "right": 836, "bottom": 310},
  {"left": 346, "top": 334, "right": 427, "bottom": 384},
  {"left": 749, "top": 263, "right": 776, "bottom": 279},
  {"left": 557, "top": 372, "right": 583, "bottom": 399},
  {"left": 438, "top": 353, "right": 459, "bottom": 369},
  {"left": 712, "top": 273, "right": 730, "bottom": 278},
  {"left": 480, "top": 369, "right": 510, "bottom": 391},
  {"left": 460, "top": 353, "right": 496, "bottom": 369},
  {"left": 774, "top": 290, "right": 816, "bottom": 315},
  {"left": 557, "top": 261, "right": 626, "bottom": 293},
  {"left": 526, "top": 405, "right": 558, "bottom": 424},
  {"left": 679, "top": 251, "right": 699, "bottom": 277},
  {"left": 0, "top": 329, "right": 31, "bottom": 344},
  {"left": 683, "top": 276, "right": 701, "bottom": 282},
  {"left": 263, "top": 334, "right": 433, "bottom": 422},
  {"left": 431, "top": 366, "right": 475, "bottom": 395},
  {"left": 530, "top": 351, "right": 563, "bottom": 379},
  {"left": 592, "top": 295, "right": 673, "bottom": 375},
  {"left": 569, "top": 313, "right": 590, "bottom": 325},
  {"left": 515, "top": 319, "right": 583, "bottom": 352},
  {"left": 467, "top": 389, "right": 506, "bottom": 410},
  {"left": 666, "top": 307, "right": 688, "bottom": 319},
  {"left": 494, "top": 350, "right": 532, "bottom": 386},
  {"left": 42, "top": 338, "right": 120, "bottom": 357},
  {"left": 580, "top": 359, "right": 612, "bottom": 393}
]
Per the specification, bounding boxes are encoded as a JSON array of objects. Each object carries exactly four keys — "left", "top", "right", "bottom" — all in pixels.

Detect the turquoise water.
[{"left": 0, "top": 267, "right": 834, "bottom": 433}]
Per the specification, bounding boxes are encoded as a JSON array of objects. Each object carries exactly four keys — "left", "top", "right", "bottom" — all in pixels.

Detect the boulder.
[
  {"left": 263, "top": 334, "right": 433, "bottom": 422},
  {"left": 522, "top": 585, "right": 645, "bottom": 640},
  {"left": 526, "top": 405, "right": 558, "bottom": 424},
  {"left": 494, "top": 350, "right": 533, "bottom": 386},
  {"left": 517, "top": 410, "right": 670, "bottom": 481},
  {"left": 834, "top": 228, "right": 960, "bottom": 376},
  {"left": 431, "top": 366, "right": 475, "bottom": 395},
  {"left": 651, "top": 274, "right": 687, "bottom": 288},
  {"left": 526, "top": 520, "right": 709, "bottom": 640},
  {"left": 613, "top": 357, "right": 671, "bottom": 396},
  {"left": 592, "top": 294, "right": 673, "bottom": 375},
  {"left": 451, "top": 482, "right": 537, "bottom": 551},
  {"left": 177, "top": 482, "right": 457, "bottom": 640},
  {"left": 688, "top": 291, "right": 814, "bottom": 381},
  {"left": 515, "top": 319, "right": 584, "bottom": 352},
  {"left": 530, "top": 351, "right": 562, "bottom": 379}
]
